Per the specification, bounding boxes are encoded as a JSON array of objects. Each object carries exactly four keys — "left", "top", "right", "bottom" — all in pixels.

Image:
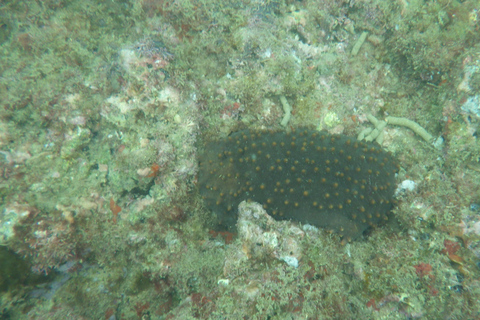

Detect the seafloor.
[{"left": 1, "top": 0, "right": 480, "bottom": 319}]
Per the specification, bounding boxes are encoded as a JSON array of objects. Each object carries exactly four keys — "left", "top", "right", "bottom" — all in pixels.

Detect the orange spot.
[
  {"left": 109, "top": 198, "right": 121, "bottom": 223},
  {"left": 366, "top": 298, "right": 379, "bottom": 311},
  {"left": 414, "top": 262, "right": 432, "bottom": 278},
  {"left": 209, "top": 230, "right": 235, "bottom": 244},
  {"left": 105, "top": 308, "right": 115, "bottom": 319},
  {"left": 428, "top": 285, "right": 439, "bottom": 296},
  {"left": 134, "top": 302, "right": 150, "bottom": 318},
  {"left": 441, "top": 239, "right": 460, "bottom": 255},
  {"left": 147, "top": 163, "right": 161, "bottom": 177}
]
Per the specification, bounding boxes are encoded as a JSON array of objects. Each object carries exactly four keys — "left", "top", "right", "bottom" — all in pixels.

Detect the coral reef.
[{"left": 0, "top": 0, "right": 480, "bottom": 318}]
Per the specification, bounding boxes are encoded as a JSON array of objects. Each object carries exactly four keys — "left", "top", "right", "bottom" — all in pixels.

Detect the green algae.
[{"left": 1, "top": 0, "right": 480, "bottom": 318}]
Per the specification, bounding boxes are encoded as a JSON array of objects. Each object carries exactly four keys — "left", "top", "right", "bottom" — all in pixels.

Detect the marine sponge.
[{"left": 198, "top": 129, "right": 398, "bottom": 241}]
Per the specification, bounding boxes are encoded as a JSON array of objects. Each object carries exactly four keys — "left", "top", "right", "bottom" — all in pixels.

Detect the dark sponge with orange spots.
[{"left": 198, "top": 128, "right": 398, "bottom": 241}]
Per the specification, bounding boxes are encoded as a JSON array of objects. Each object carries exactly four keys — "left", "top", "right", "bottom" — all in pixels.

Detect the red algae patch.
[{"left": 198, "top": 129, "right": 398, "bottom": 241}]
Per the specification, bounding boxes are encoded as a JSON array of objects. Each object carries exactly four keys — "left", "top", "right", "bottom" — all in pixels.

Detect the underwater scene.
[{"left": 1, "top": 0, "right": 480, "bottom": 318}]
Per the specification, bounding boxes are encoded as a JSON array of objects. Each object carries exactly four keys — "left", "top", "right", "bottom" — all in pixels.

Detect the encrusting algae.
[{"left": 199, "top": 128, "right": 399, "bottom": 241}]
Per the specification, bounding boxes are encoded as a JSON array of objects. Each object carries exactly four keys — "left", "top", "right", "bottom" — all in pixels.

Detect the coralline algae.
[{"left": 198, "top": 128, "right": 398, "bottom": 241}]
